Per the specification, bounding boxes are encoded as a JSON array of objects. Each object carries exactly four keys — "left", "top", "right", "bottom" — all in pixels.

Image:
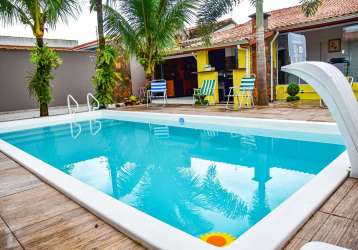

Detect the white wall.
[
  {"left": 129, "top": 57, "right": 146, "bottom": 96},
  {"left": 301, "top": 26, "right": 345, "bottom": 63}
]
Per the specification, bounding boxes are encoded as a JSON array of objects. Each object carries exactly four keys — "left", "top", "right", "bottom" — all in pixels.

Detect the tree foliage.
[
  {"left": 0, "top": 0, "right": 80, "bottom": 39},
  {"left": 28, "top": 45, "right": 62, "bottom": 110},
  {"left": 104, "top": 0, "right": 196, "bottom": 80},
  {"left": 0, "top": 0, "right": 80, "bottom": 116},
  {"left": 93, "top": 45, "right": 119, "bottom": 106}
]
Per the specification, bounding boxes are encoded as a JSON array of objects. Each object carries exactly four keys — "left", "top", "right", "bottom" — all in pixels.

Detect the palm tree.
[
  {"left": 104, "top": 0, "right": 196, "bottom": 82},
  {"left": 198, "top": 0, "right": 323, "bottom": 105},
  {"left": 90, "top": 0, "right": 105, "bottom": 50},
  {"left": 0, "top": 0, "right": 80, "bottom": 116}
]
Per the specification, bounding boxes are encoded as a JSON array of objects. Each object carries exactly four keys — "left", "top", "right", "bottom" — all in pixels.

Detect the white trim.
[
  {"left": 0, "top": 110, "right": 349, "bottom": 250},
  {"left": 163, "top": 52, "right": 196, "bottom": 60},
  {"left": 270, "top": 32, "right": 279, "bottom": 102}
]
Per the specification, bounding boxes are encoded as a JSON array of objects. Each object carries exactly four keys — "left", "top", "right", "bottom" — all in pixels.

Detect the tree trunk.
[
  {"left": 256, "top": 0, "right": 269, "bottom": 106},
  {"left": 96, "top": 0, "right": 105, "bottom": 50},
  {"left": 36, "top": 37, "right": 44, "bottom": 48},
  {"left": 36, "top": 32, "right": 49, "bottom": 116},
  {"left": 40, "top": 103, "right": 49, "bottom": 117}
]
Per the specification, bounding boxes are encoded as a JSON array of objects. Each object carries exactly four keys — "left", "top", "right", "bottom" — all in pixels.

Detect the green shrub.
[
  {"left": 93, "top": 45, "right": 119, "bottom": 107},
  {"left": 195, "top": 95, "right": 208, "bottom": 105},
  {"left": 287, "top": 83, "right": 300, "bottom": 96},
  {"left": 287, "top": 95, "right": 300, "bottom": 102},
  {"left": 28, "top": 45, "right": 62, "bottom": 116},
  {"left": 286, "top": 83, "right": 300, "bottom": 102}
]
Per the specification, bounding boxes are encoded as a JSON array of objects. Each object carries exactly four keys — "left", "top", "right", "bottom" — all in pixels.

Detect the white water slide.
[{"left": 282, "top": 62, "right": 358, "bottom": 178}]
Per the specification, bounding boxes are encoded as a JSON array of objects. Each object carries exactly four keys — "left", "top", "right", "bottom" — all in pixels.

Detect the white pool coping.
[{"left": 0, "top": 110, "right": 350, "bottom": 250}]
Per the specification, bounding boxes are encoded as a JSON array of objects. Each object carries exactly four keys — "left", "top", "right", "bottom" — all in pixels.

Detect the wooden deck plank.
[
  {"left": 320, "top": 178, "right": 357, "bottom": 214},
  {"left": 283, "top": 238, "right": 309, "bottom": 250},
  {"left": 0, "top": 232, "right": 23, "bottom": 250},
  {"left": 294, "top": 211, "right": 330, "bottom": 241},
  {"left": 332, "top": 182, "right": 358, "bottom": 220},
  {"left": 0, "top": 159, "right": 20, "bottom": 171},
  {"left": 0, "top": 217, "right": 10, "bottom": 236},
  {"left": 312, "top": 215, "right": 352, "bottom": 245},
  {"left": 338, "top": 220, "right": 358, "bottom": 250},
  {"left": 0, "top": 166, "right": 43, "bottom": 198},
  {"left": 0, "top": 185, "right": 79, "bottom": 232},
  {"left": 14, "top": 207, "right": 144, "bottom": 250},
  {"left": 0, "top": 152, "right": 7, "bottom": 162},
  {"left": 0, "top": 217, "right": 23, "bottom": 250}
]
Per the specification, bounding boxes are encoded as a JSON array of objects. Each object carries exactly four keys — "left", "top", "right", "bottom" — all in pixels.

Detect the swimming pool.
[{"left": 0, "top": 111, "right": 350, "bottom": 249}]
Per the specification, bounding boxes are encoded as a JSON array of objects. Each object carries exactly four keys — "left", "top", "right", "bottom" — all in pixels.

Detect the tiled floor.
[{"left": 1, "top": 104, "right": 356, "bottom": 250}]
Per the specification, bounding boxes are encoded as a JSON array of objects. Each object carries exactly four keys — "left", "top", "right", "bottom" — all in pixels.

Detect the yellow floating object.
[{"left": 200, "top": 232, "right": 236, "bottom": 247}]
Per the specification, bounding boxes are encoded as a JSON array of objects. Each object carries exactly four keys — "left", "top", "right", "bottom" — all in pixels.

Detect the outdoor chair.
[
  {"left": 226, "top": 76, "right": 256, "bottom": 109},
  {"left": 193, "top": 79, "right": 216, "bottom": 105},
  {"left": 147, "top": 79, "right": 168, "bottom": 107}
]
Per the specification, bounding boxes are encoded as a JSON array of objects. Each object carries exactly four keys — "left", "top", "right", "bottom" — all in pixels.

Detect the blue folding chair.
[{"left": 147, "top": 79, "right": 168, "bottom": 107}]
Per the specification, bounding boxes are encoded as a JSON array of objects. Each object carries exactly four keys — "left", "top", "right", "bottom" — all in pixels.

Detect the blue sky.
[{"left": 0, "top": 0, "right": 299, "bottom": 44}]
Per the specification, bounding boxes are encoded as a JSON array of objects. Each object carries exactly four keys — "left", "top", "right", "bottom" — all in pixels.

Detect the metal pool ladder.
[
  {"left": 86, "top": 93, "right": 100, "bottom": 112},
  {"left": 67, "top": 94, "right": 79, "bottom": 114}
]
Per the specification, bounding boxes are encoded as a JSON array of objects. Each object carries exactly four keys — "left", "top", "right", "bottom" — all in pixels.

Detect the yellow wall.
[
  {"left": 196, "top": 50, "right": 219, "bottom": 104},
  {"left": 231, "top": 47, "right": 252, "bottom": 108},
  {"left": 232, "top": 69, "right": 247, "bottom": 107},
  {"left": 195, "top": 47, "right": 252, "bottom": 105},
  {"left": 276, "top": 83, "right": 358, "bottom": 100},
  {"left": 238, "top": 48, "right": 246, "bottom": 69},
  {"left": 198, "top": 72, "right": 219, "bottom": 104},
  {"left": 197, "top": 50, "right": 209, "bottom": 72}
]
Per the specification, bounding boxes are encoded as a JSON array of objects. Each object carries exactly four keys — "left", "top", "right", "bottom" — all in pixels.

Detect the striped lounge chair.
[
  {"left": 226, "top": 76, "right": 256, "bottom": 109},
  {"left": 147, "top": 79, "right": 167, "bottom": 107},
  {"left": 193, "top": 79, "right": 216, "bottom": 105}
]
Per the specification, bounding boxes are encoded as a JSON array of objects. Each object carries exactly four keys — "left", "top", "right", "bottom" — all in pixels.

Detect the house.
[
  {"left": 73, "top": 0, "right": 358, "bottom": 104},
  {"left": 159, "top": 0, "right": 358, "bottom": 103}
]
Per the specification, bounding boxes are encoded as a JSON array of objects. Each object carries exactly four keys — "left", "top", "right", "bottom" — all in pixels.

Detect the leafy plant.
[
  {"left": 28, "top": 45, "right": 62, "bottom": 116},
  {"left": 0, "top": 0, "right": 80, "bottom": 116},
  {"left": 195, "top": 95, "right": 208, "bottom": 106},
  {"left": 129, "top": 95, "right": 137, "bottom": 103},
  {"left": 93, "top": 45, "right": 119, "bottom": 107},
  {"left": 104, "top": 0, "right": 196, "bottom": 82},
  {"left": 286, "top": 83, "right": 300, "bottom": 102}
]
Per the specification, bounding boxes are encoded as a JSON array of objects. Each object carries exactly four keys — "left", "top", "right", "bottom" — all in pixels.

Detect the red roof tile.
[{"left": 181, "top": 0, "right": 358, "bottom": 49}]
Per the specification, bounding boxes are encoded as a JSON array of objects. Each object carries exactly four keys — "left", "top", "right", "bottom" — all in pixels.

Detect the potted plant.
[
  {"left": 286, "top": 83, "right": 300, "bottom": 102},
  {"left": 195, "top": 95, "right": 209, "bottom": 105}
]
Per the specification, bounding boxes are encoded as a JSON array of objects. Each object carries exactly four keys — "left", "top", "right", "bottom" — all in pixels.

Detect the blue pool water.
[{"left": 0, "top": 119, "right": 345, "bottom": 242}]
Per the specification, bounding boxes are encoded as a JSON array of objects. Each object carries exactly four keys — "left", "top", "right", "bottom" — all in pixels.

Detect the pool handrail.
[
  {"left": 87, "top": 93, "right": 100, "bottom": 112},
  {"left": 67, "top": 94, "right": 79, "bottom": 114}
]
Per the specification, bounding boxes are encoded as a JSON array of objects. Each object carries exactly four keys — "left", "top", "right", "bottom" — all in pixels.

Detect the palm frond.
[
  {"left": 300, "top": 0, "right": 322, "bottom": 17},
  {"left": 45, "top": 0, "right": 81, "bottom": 28},
  {"left": 104, "top": 4, "right": 138, "bottom": 55},
  {"left": 104, "top": 0, "right": 196, "bottom": 77},
  {"left": 196, "top": 0, "right": 239, "bottom": 45},
  {"left": 201, "top": 165, "right": 248, "bottom": 219},
  {"left": 197, "top": 0, "right": 239, "bottom": 25},
  {"left": 156, "top": 0, "right": 196, "bottom": 49},
  {"left": 0, "top": 0, "right": 32, "bottom": 27}
]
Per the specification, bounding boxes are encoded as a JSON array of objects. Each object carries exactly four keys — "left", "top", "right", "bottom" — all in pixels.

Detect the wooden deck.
[
  {"left": 0, "top": 153, "right": 144, "bottom": 250},
  {"left": 0, "top": 105, "right": 357, "bottom": 250},
  {"left": 284, "top": 178, "right": 358, "bottom": 250}
]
